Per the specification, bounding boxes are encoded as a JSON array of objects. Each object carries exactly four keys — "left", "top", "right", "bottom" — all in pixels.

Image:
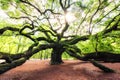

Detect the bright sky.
[
  {"left": 0, "top": 9, "right": 8, "bottom": 19},
  {"left": 0, "top": 9, "right": 24, "bottom": 24}
]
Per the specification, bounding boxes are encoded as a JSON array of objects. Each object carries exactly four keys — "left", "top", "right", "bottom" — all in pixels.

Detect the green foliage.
[
  {"left": 0, "top": 35, "right": 33, "bottom": 53},
  {"left": 7, "top": 10, "right": 21, "bottom": 17},
  {"left": 97, "top": 38, "right": 114, "bottom": 51},
  {"left": 31, "top": 49, "right": 51, "bottom": 59},
  {"left": 76, "top": 40, "right": 95, "bottom": 53},
  {"left": 1, "top": 0, "right": 120, "bottom": 74},
  {"left": 15, "top": 0, "right": 21, "bottom": 3},
  {"left": 0, "top": 0, "right": 11, "bottom": 9},
  {"left": 0, "top": 0, "right": 120, "bottom": 60}
]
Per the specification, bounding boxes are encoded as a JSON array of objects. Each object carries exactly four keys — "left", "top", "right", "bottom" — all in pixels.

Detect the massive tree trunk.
[{"left": 50, "top": 44, "right": 65, "bottom": 65}]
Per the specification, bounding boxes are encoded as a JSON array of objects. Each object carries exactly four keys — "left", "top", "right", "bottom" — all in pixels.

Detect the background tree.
[{"left": 0, "top": 0, "right": 120, "bottom": 73}]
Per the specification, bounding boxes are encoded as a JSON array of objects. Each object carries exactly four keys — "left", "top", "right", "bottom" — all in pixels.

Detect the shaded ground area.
[{"left": 0, "top": 60, "right": 120, "bottom": 80}]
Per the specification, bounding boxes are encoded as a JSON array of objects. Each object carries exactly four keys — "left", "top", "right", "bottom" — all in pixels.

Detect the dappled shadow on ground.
[{"left": 0, "top": 60, "right": 120, "bottom": 80}]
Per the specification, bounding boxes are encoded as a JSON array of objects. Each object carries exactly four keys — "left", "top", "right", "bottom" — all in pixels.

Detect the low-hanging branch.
[
  {"left": 66, "top": 50, "right": 116, "bottom": 73},
  {"left": 19, "top": 25, "right": 34, "bottom": 33},
  {"left": 37, "top": 28, "right": 56, "bottom": 37},
  {"left": 0, "top": 26, "right": 53, "bottom": 43},
  {"left": 20, "top": 33, "right": 37, "bottom": 42},
  {"left": 0, "top": 27, "right": 19, "bottom": 35},
  {"left": 82, "top": 51, "right": 120, "bottom": 62},
  {"left": 36, "top": 37, "right": 55, "bottom": 43},
  {"left": 25, "top": 43, "right": 55, "bottom": 59},
  {"left": 0, "top": 43, "right": 55, "bottom": 74},
  {"left": 67, "top": 35, "right": 89, "bottom": 45},
  {"left": 0, "top": 42, "right": 39, "bottom": 63},
  {"left": 90, "top": 59, "right": 115, "bottom": 73},
  {"left": 0, "top": 57, "right": 26, "bottom": 74}
]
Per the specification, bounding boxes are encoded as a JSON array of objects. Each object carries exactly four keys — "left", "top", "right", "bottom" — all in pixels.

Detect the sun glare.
[
  {"left": 0, "top": 10, "right": 8, "bottom": 19},
  {"left": 65, "top": 12, "right": 76, "bottom": 23}
]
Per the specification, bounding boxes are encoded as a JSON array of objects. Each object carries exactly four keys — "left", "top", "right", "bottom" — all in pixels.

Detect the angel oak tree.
[{"left": 0, "top": 0, "right": 120, "bottom": 73}]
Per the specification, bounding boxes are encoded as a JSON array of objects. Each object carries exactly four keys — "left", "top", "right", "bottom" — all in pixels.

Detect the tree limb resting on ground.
[
  {"left": 90, "top": 59, "right": 115, "bottom": 73},
  {"left": 0, "top": 57, "right": 26, "bottom": 74},
  {"left": 67, "top": 51, "right": 116, "bottom": 73}
]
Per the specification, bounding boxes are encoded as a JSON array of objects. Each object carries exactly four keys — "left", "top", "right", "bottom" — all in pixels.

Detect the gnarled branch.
[{"left": 0, "top": 27, "right": 19, "bottom": 35}]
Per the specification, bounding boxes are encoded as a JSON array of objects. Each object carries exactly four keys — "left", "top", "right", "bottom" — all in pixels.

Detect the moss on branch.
[
  {"left": 0, "top": 27, "right": 19, "bottom": 35},
  {"left": 90, "top": 59, "right": 115, "bottom": 73},
  {"left": 0, "top": 57, "right": 26, "bottom": 74}
]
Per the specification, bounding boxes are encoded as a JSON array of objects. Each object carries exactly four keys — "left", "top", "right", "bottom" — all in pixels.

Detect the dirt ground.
[{"left": 0, "top": 60, "right": 120, "bottom": 80}]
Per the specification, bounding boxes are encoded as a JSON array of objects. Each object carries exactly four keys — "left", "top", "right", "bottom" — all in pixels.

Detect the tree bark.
[
  {"left": 0, "top": 57, "right": 26, "bottom": 74},
  {"left": 0, "top": 43, "right": 55, "bottom": 74},
  {"left": 83, "top": 52, "right": 120, "bottom": 62},
  {"left": 66, "top": 51, "right": 115, "bottom": 73},
  {"left": 90, "top": 59, "right": 115, "bottom": 73},
  {"left": 50, "top": 44, "right": 65, "bottom": 65}
]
